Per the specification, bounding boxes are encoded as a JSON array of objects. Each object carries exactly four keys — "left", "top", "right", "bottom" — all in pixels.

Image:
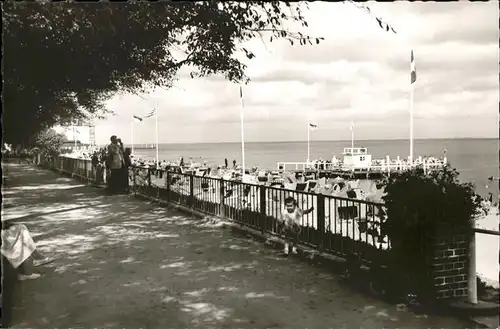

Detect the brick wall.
[{"left": 431, "top": 233, "right": 469, "bottom": 299}]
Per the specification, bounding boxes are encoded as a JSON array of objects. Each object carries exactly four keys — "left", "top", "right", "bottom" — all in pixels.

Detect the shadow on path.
[{"left": 2, "top": 163, "right": 479, "bottom": 329}]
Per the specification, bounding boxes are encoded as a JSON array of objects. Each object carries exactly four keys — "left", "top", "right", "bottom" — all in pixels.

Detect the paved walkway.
[{"left": 2, "top": 163, "right": 480, "bottom": 329}]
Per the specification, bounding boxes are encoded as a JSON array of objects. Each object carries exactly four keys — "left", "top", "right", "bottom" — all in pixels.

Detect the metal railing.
[
  {"left": 131, "top": 165, "right": 390, "bottom": 265},
  {"left": 36, "top": 154, "right": 499, "bottom": 300},
  {"left": 37, "top": 154, "right": 106, "bottom": 185}
]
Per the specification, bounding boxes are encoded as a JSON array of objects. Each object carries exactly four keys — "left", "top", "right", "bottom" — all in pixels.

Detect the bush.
[
  {"left": 34, "top": 128, "right": 67, "bottom": 157},
  {"left": 381, "top": 165, "right": 483, "bottom": 299}
]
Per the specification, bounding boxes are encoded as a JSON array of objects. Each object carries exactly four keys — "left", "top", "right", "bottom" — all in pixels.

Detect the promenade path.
[{"left": 2, "top": 163, "right": 480, "bottom": 329}]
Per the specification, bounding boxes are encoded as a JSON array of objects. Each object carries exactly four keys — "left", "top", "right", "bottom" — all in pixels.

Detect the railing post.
[
  {"left": 467, "top": 225, "right": 478, "bottom": 304},
  {"left": 316, "top": 194, "right": 326, "bottom": 250},
  {"left": 189, "top": 174, "right": 194, "bottom": 207},
  {"left": 259, "top": 185, "right": 267, "bottom": 233},
  {"left": 96, "top": 164, "right": 101, "bottom": 185},
  {"left": 259, "top": 185, "right": 267, "bottom": 215},
  {"left": 72, "top": 159, "right": 77, "bottom": 177},
  {"left": 91, "top": 163, "right": 95, "bottom": 184},
  {"left": 131, "top": 166, "right": 137, "bottom": 195},
  {"left": 219, "top": 178, "right": 225, "bottom": 217},
  {"left": 165, "top": 171, "right": 170, "bottom": 202},
  {"left": 431, "top": 225, "right": 470, "bottom": 300},
  {"left": 155, "top": 169, "right": 160, "bottom": 200},
  {"left": 103, "top": 164, "right": 107, "bottom": 185},
  {"left": 84, "top": 160, "right": 88, "bottom": 182}
]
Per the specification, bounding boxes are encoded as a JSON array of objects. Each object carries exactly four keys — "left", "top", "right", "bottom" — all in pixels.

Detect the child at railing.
[{"left": 279, "top": 196, "right": 314, "bottom": 255}]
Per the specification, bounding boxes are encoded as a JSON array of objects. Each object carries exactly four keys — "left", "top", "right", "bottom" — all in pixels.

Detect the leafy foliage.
[
  {"left": 381, "top": 165, "right": 482, "bottom": 298},
  {"left": 3, "top": 1, "right": 323, "bottom": 145},
  {"left": 33, "top": 129, "right": 68, "bottom": 156}
]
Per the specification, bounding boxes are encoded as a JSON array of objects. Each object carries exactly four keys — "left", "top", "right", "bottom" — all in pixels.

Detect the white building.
[
  {"left": 342, "top": 147, "right": 372, "bottom": 169},
  {"left": 53, "top": 124, "right": 95, "bottom": 145}
]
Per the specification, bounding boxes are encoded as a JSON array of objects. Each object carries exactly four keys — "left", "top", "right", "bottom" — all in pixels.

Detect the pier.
[
  {"left": 131, "top": 143, "right": 156, "bottom": 149},
  {"left": 277, "top": 155, "right": 447, "bottom": 179}
]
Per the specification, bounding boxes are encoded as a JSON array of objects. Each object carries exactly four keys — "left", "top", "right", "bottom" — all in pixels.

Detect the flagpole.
[
  {"left": 240, "top": 86, "right": 246, "bottom": 176},
  {"left": 155, "top": 105, "right": 159, "bottom": 169},
  {"left": 131, "top": 118, "right": 135, "bottom": 155},
  {"left": 351, "top": 121, "right": 354, "bottom": 151},
  {"left": 307, "top": 123, "right": 310, "bottom": 163},
  {"left": 410, "top": 81, "right": 414, "bottom": 166},
  {"left": 410, "top": 49, "right": 416, "bottom": 166}
]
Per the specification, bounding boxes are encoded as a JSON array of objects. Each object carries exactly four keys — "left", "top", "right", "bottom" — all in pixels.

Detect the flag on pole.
[
  {"left": 410, "top": 50, "right": 417, "bottom": 84},
  {"left": 133, "top": 115, "right": 143, "bottom": 122},
  {"left": 239, "top": 85, "right": 246, "bottom": 175},
  {"left": 309, "top": 123, "right": 317, "bottom": 128},
  {"left": 350, "top": 121, "right": 354, "bottom": 131},
  {"left": 143, "top": 109, "right": 156, "bottom": 119}
]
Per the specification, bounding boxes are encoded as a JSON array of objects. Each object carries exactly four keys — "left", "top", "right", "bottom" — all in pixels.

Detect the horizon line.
[{"left": 121, "top": 137, "right": 498, "bottom": 145}]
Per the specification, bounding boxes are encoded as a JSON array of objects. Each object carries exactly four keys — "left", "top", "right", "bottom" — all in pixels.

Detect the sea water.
[{"left": 133, "top": 138, "right": 499, "bottom": 198}]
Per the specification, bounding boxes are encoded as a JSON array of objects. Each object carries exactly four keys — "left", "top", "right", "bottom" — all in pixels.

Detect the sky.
[{"left": 89, "top": 1, "right": 498, "bottom": 145}]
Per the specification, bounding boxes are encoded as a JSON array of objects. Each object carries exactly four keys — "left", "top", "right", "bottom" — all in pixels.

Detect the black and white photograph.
[{"left": 2, "top": 1, "right": 499, "bottom": 328}]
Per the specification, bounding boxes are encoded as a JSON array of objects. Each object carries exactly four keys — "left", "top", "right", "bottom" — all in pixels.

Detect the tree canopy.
[{"left": 3, "top": 1, "right": 323, "bottom": 146}]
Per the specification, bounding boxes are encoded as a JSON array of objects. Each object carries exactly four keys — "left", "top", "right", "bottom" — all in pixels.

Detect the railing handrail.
[
  {"left": 474, "top": 228, "right": 500, "bottom": 236},
  {"left": 276, "top": 161, "right": 446, "bottom": 168}
]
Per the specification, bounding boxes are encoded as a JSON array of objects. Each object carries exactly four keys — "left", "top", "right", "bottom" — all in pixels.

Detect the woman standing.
[{"left": 106, "top": 135, "right": 124, "bottom": 194}]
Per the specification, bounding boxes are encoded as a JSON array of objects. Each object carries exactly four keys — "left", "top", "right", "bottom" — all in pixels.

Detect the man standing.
[{"left": 106, "top": 135, "right": 124, "bottom": 194}]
